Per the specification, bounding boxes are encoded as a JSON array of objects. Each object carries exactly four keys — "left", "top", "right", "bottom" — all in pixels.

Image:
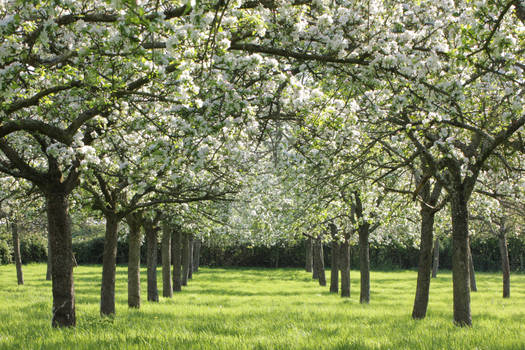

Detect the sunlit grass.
[{"left": 0, "top": 264, "right": 524, "bottom": 349}]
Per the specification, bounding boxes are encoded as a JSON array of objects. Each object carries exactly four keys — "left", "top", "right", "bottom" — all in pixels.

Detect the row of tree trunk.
[{"left": 305, "top": 218, "right": 511, "bottom": 317}]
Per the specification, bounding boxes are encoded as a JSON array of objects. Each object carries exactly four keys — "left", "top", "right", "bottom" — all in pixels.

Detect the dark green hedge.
[{"left": 2, "top": 233, "right": 524, "bottom": 272}]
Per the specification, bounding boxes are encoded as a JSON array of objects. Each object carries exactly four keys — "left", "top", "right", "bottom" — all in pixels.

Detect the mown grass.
[{"left": 0, "top": 264, "right": 524, "bottom": 349}]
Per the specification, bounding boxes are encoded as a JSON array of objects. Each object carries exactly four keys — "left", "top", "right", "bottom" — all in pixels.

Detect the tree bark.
[
  {"left": 329, "top": 224, "right": 339, "bottom": 293},
  {"left": 127, "top": 213, "right": 142, "bottom": 308},
  {"left": 312, "top": 240, "right": 319, "bottom": 280},
  {"left": 450, "top": 190, "right": 472, "bottom": 326},
  {"left": 46, "top": 229, "right": 52, "bottom": 281},
  {"left": 313, "top": 238, "right": 326, "bottom": 286},
  {"left": 432, "top": 237, "right": 439, "bottom": 278},
  {"left": 499, "top": 234, "right": 510, "bottom": 298},
  {"left": 46, "top": 192, "right": 75, "bottom": 327},
  {"left": 467, "top": 237, "right": 477, "bottom": 292},
  {"left": 340, "top": 239, "right": 350, "bottom": 297},
  {"left": 412, "top": 207, "right": 435, "bottom": 319},
  {"left": 161, "top": 221, "right": 172, "bottom": 298},
  {"left": 100, "top": 213, "right": 119, "bottom": 316},
  {"left": 193, "top": 240, "right": 201, "bottom": 272},
  {"left": 172, "top": 226, "right": 182, "bottom": 292},
  {"left": 305, "top": 237, "right": 313, "bottom": 273},
  {"left": 145, "top": 221, "right": 159, "bottom": 302},
  {"left": 11, "top": 221, "right": 24, "bottom": 285},
  {"left": 358, "top": 223, "right": 370, "bottom": 304},
  {"left": 188, "top": 238, "right": 193, "bottom": 280},
  {"left": 181, "top": 233, "right": 190, "bottom": 286},
  {"left": 330, "top": 241, "right": 339, "bottom": 293}
]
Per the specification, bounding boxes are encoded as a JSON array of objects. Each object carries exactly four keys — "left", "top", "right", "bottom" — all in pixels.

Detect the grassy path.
[{"left": 0, "top": 265, "right": 524, "bottom": 349}]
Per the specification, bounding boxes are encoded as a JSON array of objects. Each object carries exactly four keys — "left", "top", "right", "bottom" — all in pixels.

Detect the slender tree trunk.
[
  {"left": 432, "top": 237, "right": 439, "bottom": 278},
  {"left": 46, "top": 192, "right": 75, "bottom": 327},
  {"left": 359, "top": 223, "right": 370, "bottom": 304},
  {"left": 145, "top": 222, "right": 159, "bottom": 302},
  {"left": 330, "top": 239, "right": 340, "bottom": 293},
  {"left": 11, "top": 221, "right": 24, "bottom": 285},
  {"left": 312, "top": 240, "right": 319, "bottom": 280},
  {"left": 100, "top": 214, "right": 119, "bottom": 316},
  {"left": 127, "top": 213, "right": 142, "bottom": 308},
  {"left": 340, "top": 239, "right": 350, "bottom": 298},
  {"left": 181, "top": 233, "right": 190, "bottom": 286},
  {"left": 313, "top": 238, "right": 326, "bottom": 286},
  {"left": 467, "top": 237, "right": 477, "bottom": 292},
  {"left": 412, "top": 207, "right": 435, "bottom": 319},
  {"left": 161, "top": 222, "right": 172, "bottom": 298},
  {"left": 193, "top": 240, "right": 201, "bottom": 272},
  {"left": 450, "top": 191, "right": 471, "bottom": 326},
  {"left": 188, "top": 238, "right": 193, "bottom": 280},
  {"left": 305, "top": 237, "right": 313, "bottom": 272},
  {"left": 520, "top": 252, "right": 524, "bottom": 272},
  {"left": 172, "top": 226, "right": 182, "bottom": 292},
  {"left": 46, "top": 229, "right": 52, "bottom": 281},
  {"left": 499, "top": 234, "right": 510, "bottom": 298}
]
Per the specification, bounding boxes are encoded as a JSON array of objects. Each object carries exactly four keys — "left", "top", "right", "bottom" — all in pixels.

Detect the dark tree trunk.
[
  {"left": 305, "top": 237, "right": 313, "bottom": 272},
  {"left": 188, "top": 238, "right": 193, "bottom": 280},
  {"left": 11, "top": 221, "right": 24, "bottom": 285},
  {"left": 340, "top": 239, "right": 350, "bottom": 297},
  {"left": 145, "top": 221, "right": 159, "bottom": 302},
  {"left": 358, "top": 224, "right": 370, "bottom": 304},
  {"left": 127, "top": 213, "right": 142, "bottom": 308},
  {"left": 193, "top": 240, "right": 201, "bottom": 272},
  {"left": 46, "top": 230, "right": 52, "bottom": 281},
  {"left": 313, "top": 238, "right": 326, "bottom": 286},
  {"left": 329, "top": 223, "right": 339, "bottom": 293},
  {"left": 450, "top": 191, "right": 471, "bottom": 326},
  {"left": 100, "top": 214, "right": 119, "bottom": 316},
  {"left": 412, "top": 207, "right": 435, "bottom": 319},
  {"left": 312, "top": 241, "right": 319, "bottom": 280},
  {"left": 181, "top": 233, "right": 190, "bottom": 286},
  {"left": 172, "top": 226, "right": 182, "bottom": 292},
  {"left": 330, "top": 240, "right": 340, "bottom": 293},
  {"left": 46, "top": 192, "right": 75, "bottom": 327},
  {"left": 432, "top": 237, "right": 439, "bottom": 278},
  {"left": 161, "top": 222, "right": 172, "bottom": 298},
  {"left": 467, "top": 237, "right": 477, "bottom": 292},
  {"left": 499, "top": 234, "right": 510, "bottom": 298}
]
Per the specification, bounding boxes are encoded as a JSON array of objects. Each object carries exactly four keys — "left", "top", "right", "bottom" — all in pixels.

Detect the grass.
[{"left": 0, "top": 265, "right": 524, "bottom": 349}]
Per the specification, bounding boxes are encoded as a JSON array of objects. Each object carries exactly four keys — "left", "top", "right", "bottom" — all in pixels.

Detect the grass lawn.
[{"left": 0, "top": 264, "right": 524, "bottom": 349}]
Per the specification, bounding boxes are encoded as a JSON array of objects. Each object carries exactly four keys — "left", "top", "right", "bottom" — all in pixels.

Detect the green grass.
[{"left": 0, "top": 265, "right": 524, "bottom": 349}]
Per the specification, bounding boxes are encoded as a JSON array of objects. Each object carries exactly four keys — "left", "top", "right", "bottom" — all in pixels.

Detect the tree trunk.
[
  {"left": 161, "top": 221, "right": 172, "bottom": 298},
  {"left": 181, "top": 233, "right": 190, "bottom": 286},
  {"left": 450, "top": 191, "right": 471, "bottom": 326},
  {"left": 145, "top": 222, "right": 159, "bottom": 302},
  {"left": 432, "top": 237, "right": 439, "bottom": 278},
  {"left": 46, "top": 192, "right": 75, "bottom": 327},
  {"left": 172, "top": 226, "right": 182, "bottom": 292},
  {"left": 305, "top": 238, "right": 313, "bottom": 272},
  {"left": 188, "top": 238, "right": 193, "bottom": 280},
  {"left": 46, "top": 230, "right": 52, "bottom": 281},
  {"left": 330, "top": 240, "right": 339, "bottom": 293},
  {"left": 412, "top": 207, "right": 435, "bottom": 319},
  {"left": 11, "top": 221, "right": 24, "bottom": 285},
  {"left": 499, "top": 234, "right": 510, "bottom": 298},
  {"left": 359, "top": 223, "right": 370, "bottom": 304},
  {"left": 340, "top": 239, "right": 350, "bottom": 297},
  {"left": 193, "top": 240, "right": 201, "bottom": 272},
  {"left": 127, "top": 213, "right": 142, "bottom": 308},
  {"left": 313, "top": 238, "right": 326, "bottom": 286},
  {"left": 467, "top": 237, "right": 477, "bottom": 292},
  {"left": 100, "top": 214, "right": 119, "bottom": 316},
  {"left": 312, "top": 240, "right": 319, "bottom": 280}
]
